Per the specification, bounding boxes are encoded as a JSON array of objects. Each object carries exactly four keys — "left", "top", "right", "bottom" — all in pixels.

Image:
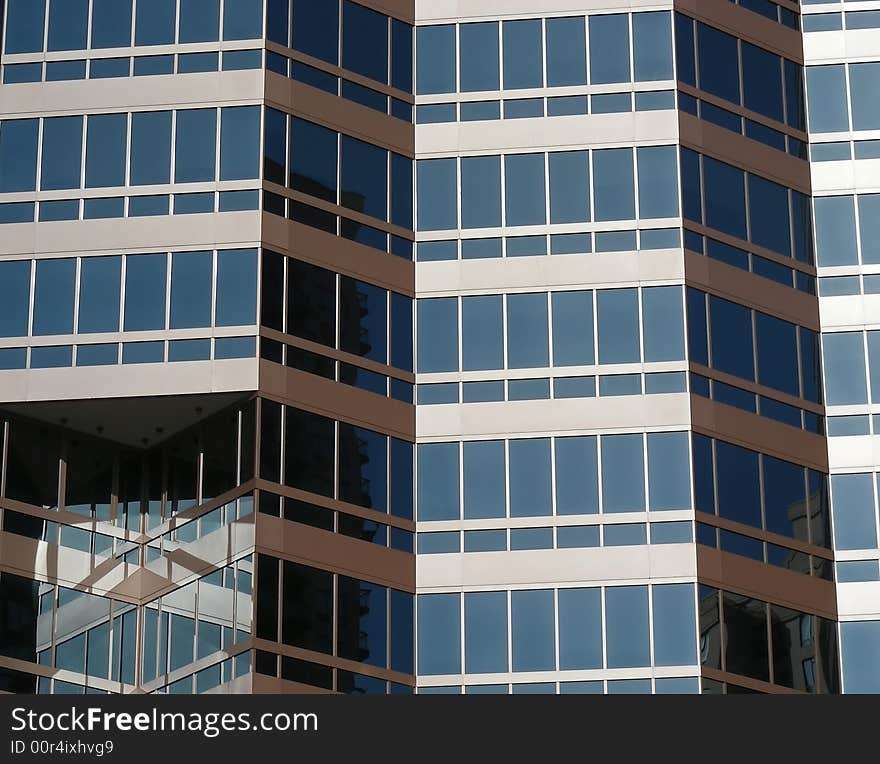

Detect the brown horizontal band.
[
  {"left": 700, "top": 666, "right": 804, "bottom": 695},
  {"left": 262, "top": 213, "right": 415, "bottom": 298},
  {"left": 675, "top": 0, "right": 804, "bottom": 62},
  {"left": 697, "top": 545, "right": 837, "bottom": 619},
  {"left": 260, "top": 327, "right": 415, "bottom": 385},
  {"left": 680, "top": 116, "right": 811, "bottom": 196},
  {"left": 255, "top": 515, "right": 415, "bottom": 592},
  {"left": 259, "top": 361, "right": 415, "bottom": 441},
  {"left": 252, "top": 638, "right": 415, "bottom": 684},
  {"left": 691, "top": 398, "right": 828, "bottom": 473},
  {"left": 684, "top": 254, "right": 820, "bottom": 332},
  {"left": 695, "top": 511, "right": 834, "bottom": 561},
  {"left": 255, "top": 478, "right": 415, "bottom": 533},
  {"left": 265, "top": 69, "right": 414, "bottom": 157}
]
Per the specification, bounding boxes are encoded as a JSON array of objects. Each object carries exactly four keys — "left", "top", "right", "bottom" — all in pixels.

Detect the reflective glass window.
[
  {"left": 417, "top": 297, "right": 457, "bottom": 372},
  {"left": 637, "top": 145, "right": 678, "bottom": 219},
  {"left": 505, "top": 154, "right": 546, "bottom": 226},
  {"left": 130, "top": 112, "right": 172, "bottom": 186},
  {"left": 417, "top": 594, "right": 460, "bottom": 675},
  {"left": 716, "top": 441, "right": 761, "bottom": 528},
  {"left": 555, "top": 436, "right": 599, "bottom": 515},
  {"left": 823, "top": 332, "right": 867, "bottom": 405},
  {"left": 697, "top": 23, "right": 740, "bottom": 104},
  {"left": 463, "top": 441, "right": 505, "bottom": 519},
  {"left": 507, "top": 293, "right": 549, "bottom": 369},
  {"left": 502, "top": 19, "right": 542, "bottom": 89},
  {"left": 135, "top": 0, "right": 176, "bottom": 46},
  {"left": 170, "top": 251, "right": 212, "bottom": 329},
  {"left": 593, "top": 148, "right": 635, "bottom": 221},
  {"left": 763, "top": 456, "right": 807, "bottom": 542},
  {"left": 40, "top": 117, "right": 83, "bottom": 191},
  {"left": 850, "top": 63, "right": 880, "bottom": 131},
  {"left": 551, "top": 291, "right": 594, "bottom": 367},
  {"left": 78, "top": 257, "right": 121, "bottom": 334},
  {"left": 597, "top": 288, "right": 640, "bottom": 364},
  {"left": 33, "top": 259, "right": 76, "bottom": 336},
  {"left": 602, "top": 434, "right": 646, "bottom": 513},
  {"left": 460, "top": 22, "right": 499, "bottom": 92},
  {"left": 755, "top": 312, "right": 799, "bottom": 396},
  {"left": 461, "top": 156, "right": 501, "bottom": 229},
  {"left": 558, "top": 588, "right": 602, "bottom": 669},
  {"left": 85, "top": 114, "right": 127, "bottom": 188},
  {"left": 546, "top": 17, "right": 586, "bottom": 87},
  {"left": 814, "top": 196, "right": 858, "bottom": 266},
  {"left": 605, "top": 586, "right": 650, "bottom": 668},
  {"left": 633, "top": 12, "right": 673, "bottom": 82},
  {"left": 416, "top": 25, "right": 455, "bottom": 95},
  {"left": 653, "top": 584, "right": 697, "bottom": 666},
  {"left": 292, "top": 0, "right": 338, "bottom": 65},
  {"left": 223, "top": 0, "right": 264, "bottom": 41},
  {"left": 462, "top": 296, "right": 502, "bottom": 371},
  {"left": 749, "top": 175, "right": 791, "bottom": 257},
  {"left": 342, "top": 1, "right": 387, "bottom": 83},
  {"left": 175, "top": 109, "right": 217, "bottom": 184},
  {"left": 841, "top": 622, "right": 880, "bottom": 694},
  {"left": 589, "top": 14, "right": 630, "bottom": 84},
  {"left": 0, "top": 119, "right": 39, "bottom": 193},
  {"left": 742, "top": 43, "right": 783, "bottom": 123},
  {"left": 416, "top": 159, "right": 456, "bottom": 230},
  {"left": 648, "top": 432, "right": 691, "bottom": 510},
  {"left": 417, "top": 443, "right": 459, "bottom": 521},
  {"left": 341, "top": 136, "right": 387, "bottom": 220},
  {"left": 806, "top": 66, "right": 849, "bottom": 133},
  {"left": 220, "top": 107, "right": 260, "bottom": 181},
  {"left": 4, "top": 0, "right": 46, "bottom": 54},
  {"left": 509, "top": 439, "right": 552, "bottom": 517},
  {"left": 124, "top": 255, "right": 167, "bottom": 331},
  {"left": 549, "top": 151, "right": 590, "bottom": 224},
  {"left": 48, "top": 0, "right": 88, "bottom": 51},
  {"left": 709, "top": 296, "right": 754, "bottom": 381},
  {"left": 643, "top": 286, "right": 684, "bottom": 362},
  {"left": 465, "top": 592, "right": 508, "bottom": 673},
  {"left": 290, "top": 118, "right": 337, "bottom": 203},
  {"left": 831, "top": 474, "right": 877, "bottom": 551},
  {"left": 511, "top": 590, "right": 555, "bottom": 672},
  {"left": 0, "top": 261, "right": 31, "bottom": 338},
  {"left": 179, "top": 0, "right": 219, "bottom": 43}
]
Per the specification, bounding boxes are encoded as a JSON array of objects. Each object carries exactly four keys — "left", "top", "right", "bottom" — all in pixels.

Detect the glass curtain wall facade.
[{"left": 0, "top": 0, "right": 877, "bottom": 697}]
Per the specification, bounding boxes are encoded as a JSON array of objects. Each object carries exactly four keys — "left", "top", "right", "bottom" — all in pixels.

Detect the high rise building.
[{"left": 0, "top": 0, "right": 876, "bottom": 697}]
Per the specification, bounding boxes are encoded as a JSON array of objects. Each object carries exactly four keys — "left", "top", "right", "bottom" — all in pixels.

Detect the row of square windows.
[
  {"left": 0, "top": 250, "right": 258, "bottom": 339},
  {"left": 416, "top": 584, "right": 697, "bottom": 677},
  {"left": 0, "top": 107, "right": 260, "bottom": 193},
  {"left": 415, "top": 12, "right": 673, "bottom": 96},
  {"left": 415, "top": 146, "right": 679, "bottom": 233},
  {"left": 2, "top": 48, "right": 262, "bottom": 83},
  {"left": 3, "top": 0, "right": 264, "bottom": 53},
  {"left": 416, "top": 287, "right": 684, "bottom": 375}
]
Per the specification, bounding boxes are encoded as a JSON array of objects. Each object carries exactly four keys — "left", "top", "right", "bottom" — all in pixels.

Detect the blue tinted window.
[
  {"left": 558, "top": 588, "right": 602, "bottom": 669},
  {"left": 637, "top": 146, "right": 678, "bottom": 219},
  {"left": 653, "top": 584, "right": 697, "bottom": 666},
  {"left": 462, "top": 296, "right": 502, "bottom": 371},
  {"left": 710, "top": 296, "right": 754, "bottom": 381},
  {"left": 716, "top": 441, "right": 761, "bottom": 528},
  {"left": 509, "top": 439, "right": 552, "bottom": 517},
  {"left": 135, "top": 0, "right": 176, "bottom": 46},
  {"left": 3, "top": 63, "right": 43, "bottom": 83},
  {"left": 175, "top": 109, "right": 217, "bottom": 183},
  {"left": 342, "top": 1, "right": 387, "bottom": 83},
  {"left": 417, "top": 298, "right": 457, "bottom": 372},
  {"left": 293, "top": 0, "right": 339, "bottom": 66},
  {"left": 124, "top": 255, "right": 167, "bottom": 331},
  {"left": 33, "top": 259, "right": 76, "bottom": 336},
  {"left": 290, "top": 118, "right": 337, "bottom": 202},
  {"left": 416, "top": 25, "right": 455, "bottom": 94},
  {"left": 633, "top": 12, "right": 673, "bottom": 81},
  {"left": 602, "top": 434, "right": 646, "bottom": 513},
  {"left": 756, "top": 312, "right": 799, "bottom": 396},
  {"left": 216, "top": 249, "right": 257, "bottom": 326},
  {"left": 223, "top": 0, "right": 263, "bottom": 40},
  {"left": 463, "top": 441, "right": 505, "bottom": 519},
  {"left": 589, "top": 14, "right": 630, "bottom": 84},
  {"left": 831, "top": 474, "right": 877, "bottom": 551},
  {"left": 92, "top": 0, "right": 131, "bottom": 48},
  {"left": 594, "top": 148, "right": 635, "bottom": 221},
  {"left": 505, "top": 154, "right": 546, "bottom": 226},
  {"left": 85, "top": 114, "right": 127, "bottom": 188},
  {"left": 806, "top": 65, "right": 849, "bottom": 133},
  {"left": 0, "top": 261, "right": 32, "bottom": 337},
  {"left": 130, "top": 112, "right": 172, "bottom": 186},
  {"left": 32, "top": 346, "right": 73, "bottom": 368},
  {"left": 823, "top": 332, "right": 867, "bottom": 405},
  {"left": 391, "top": 19, "right": 412, "bottom": 93},
  {"left": 170, "top": 252, "right": 212, "bottom": 329},
  {"left": 511, "top": 590, "right": 555, "bottom": 672},
  {"left": 79, "top": 257, "right": 121, "bottom": 333},
  {"left": 4, "top": 0, "right": 46, "bottom": 54},
  {"left": 502, "top": 19, "right": 542, "bottom": 89},
  {"left": 341, "top": 136, "right": 387, "bottom": 220},
  {"left": 850, "top": 63, "right": 880, "bottom": 131},
  {"left": 417, "top": 159, "right": 456, "bottom": 231},
  {"left": 169, "top": 339, "right": 210, "bottom": 362},
  {"left": 697, "top": 23, "right": 740, "bottom": 104},
  {"left": 648, "top": 432, "right": 691, "bottom": 510},
  {"left": 40, "top": 117, "right": 83, "bottom": 191},
  {"left": 749, "top": 175, "right": 791, "bottom": 257},
  {"left": 814, "top": 196, "right": 858, "bottom": 266},
  {"left": 742, "top": 42, "right": 783, "bottom": 123},
  {"left": 703, "top": 157, "right": 746, "bottom": 240},
  {"left": 179, "top": 0, "right": 219, "bottom": 43},
  {"left": 391, "top": 154, "right": 412, "bottom": 230},
  {"left": 77, "top": 344, "right": 118, "bottom": 367},
  {"left": 546, "top": 17, "right": 586, "bottom": 87},
  {"left": 266, "top": 0, "right": 289, "bottom": 46},
  {"left": 465, "top": 592, "right": 508, "bottom": 673},
  {"left": 551, "top": 291, "right": 594, "bottom": 367},
  {"left": 461, "top": 156, "right": 501, "bottom": 229},
  {"left": 48, "top": 0, "right": 88, "bottom": 51},
  {"left": 860, "top": 195, "right": 880, "bottom": 265},
  {"left": 417, "top": 594, "right": 460, "bottom": 675},
  {"left": 549, "top": 151, "right": 590, "bottom": 224},
  {"left": 508, "top": 293, "right": 549, "bottom": 369},
  {"left": 643, "top": 286, "right": 684, "bottom": 362},
  {"left": 605, "top": 587, "right": 650, "bottom": 668},
  {"left": 841, "top": 622, "right": 880, "bottom": 693},
  {"left": 220, "top": 107, "right": 260, "bottom": 181},
  {"left": 555, "top": 437, "right": 599, "bottom": 515},
  {"left": 597, "top": 289, "right": 640, "bottom": 364},
  {"left": 0, "top": 119, "right": 39, "bottom": 193},
  {"left": 417, "top": 443, "right": 459, "bottom": 521}
]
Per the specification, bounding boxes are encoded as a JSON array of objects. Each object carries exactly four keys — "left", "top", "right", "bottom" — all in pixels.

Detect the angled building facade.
[{"left": 0, "top": 0, "right": 877, "bottom": 696}]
